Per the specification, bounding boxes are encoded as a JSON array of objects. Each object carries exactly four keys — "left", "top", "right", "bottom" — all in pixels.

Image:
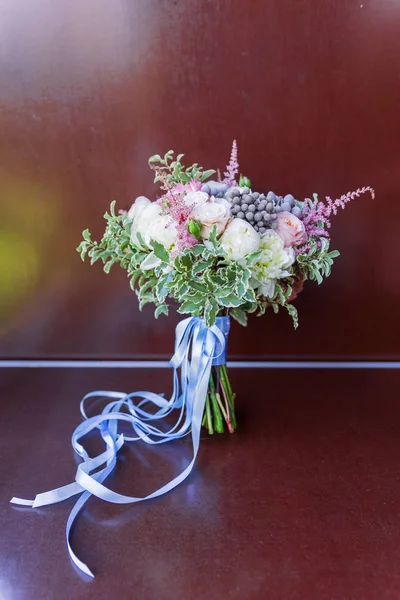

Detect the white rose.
[
  {"left": 128, "top": 196, "right": 151, "bottom": 220},
  {"left": 144, "top": 215, "right": 178, "bottom": 250},
  {"left": 184, "top": 191, "right": 209, "bottom": 209},
  {"left": 131, "top": 202, "right": 162, "bottom": 246},
  {"left": 192, "top": 200, "right": 231, "bottom": 239},
  {"left": 220, "top": 218, "right": 260, "bottom": 260}
]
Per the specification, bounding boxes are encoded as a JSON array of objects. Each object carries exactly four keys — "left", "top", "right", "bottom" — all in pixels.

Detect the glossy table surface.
[{"left": 1, "top": 367, "right": 400, "bottom": 600}]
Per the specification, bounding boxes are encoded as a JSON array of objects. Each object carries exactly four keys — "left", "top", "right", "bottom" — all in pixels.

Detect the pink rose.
[
  {"left": 192, "top": 200, "right": 231, "bottom": 239},
  {"left": 275, "top": 212, "right": 306, "bottom": 247}
]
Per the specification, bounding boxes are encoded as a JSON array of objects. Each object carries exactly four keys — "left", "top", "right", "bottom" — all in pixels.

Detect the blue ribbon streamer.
[{"left": 10, "top": 316, "right": 230, "bottom": 578}]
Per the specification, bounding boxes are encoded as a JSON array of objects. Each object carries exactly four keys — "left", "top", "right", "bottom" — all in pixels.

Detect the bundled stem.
[{"left": 202, "top": 364, "right": 236, "bottom": 434}]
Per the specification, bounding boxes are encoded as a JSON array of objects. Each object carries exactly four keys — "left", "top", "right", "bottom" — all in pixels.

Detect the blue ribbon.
[{"left": 10, "top": 316, "right": 229, "bottom": 578}]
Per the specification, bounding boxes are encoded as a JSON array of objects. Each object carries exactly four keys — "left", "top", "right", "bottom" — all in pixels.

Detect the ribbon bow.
[{"left": 10, "top": 316, "right": 230, "bottom": 577}]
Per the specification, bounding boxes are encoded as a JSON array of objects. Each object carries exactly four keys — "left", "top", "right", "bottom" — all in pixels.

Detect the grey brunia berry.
[{"left": 224, "top": 187, "right": 303, "bottom": 232}]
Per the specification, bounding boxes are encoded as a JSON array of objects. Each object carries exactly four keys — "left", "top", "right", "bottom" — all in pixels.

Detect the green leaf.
[
  {"left": 148, "top": 154, "right": 163, "bottom": 163},
  {"left": 271, "top": 302, "right": 279, "bottom": 314},
  {"left": 209, "top": 225, "right": 219, "bottom": 247},
  {"left": 189, "top": 244, "right": 205, "bottom": 256},
  {"left": 230, "top": 308, "right": 248, "bottom": 327},
  {"left": 328, "top": 250, "right": 340, "bottom": 259},
  {"left": 215, "top": 286, "right": 235, "bottom": 299},
  {"left": 129, "top": 271, "right": 141, "bottom": 291},
  {"left": 204, "top": 297, "right": 218, "bottom": 327},
  {"left": 217, "top": 294, "right": 243, "bottom": 308},
  {"left": 235, "top": 269, "right": 251, "bottom": 298},
  {"left": 189, "top": 280, "right": 209, "bottom": 293},
  {"left": 82, "top": 229, "right": 92, "bottom": 243},
  {"left": 152, "top": 240, "right": 169, "bottom": 263},
  {"left": 286, "top": 304, "right": 299, "bottom": 329},
  {"left": 103, "top": 258, "right": 116, "bottom": 274},
  {"left": 180, "top": 253, "right": 194, "bottom": 270},
  {"left": 139, "top": 294, "right": 155, "bottom": 310},
  {"left": 200, "top": 169, "right": 216, "bottom": 182},
  {"left": 256, "top": 301, "right": 268, "bottom": 317},
  {"left": 155, "top": 304, "right": 169, "bottom": 318},
  {"left": 192, "top": 259, "right": 213, "bottom": 276},
  {"left": 135, "top": 231, "right": 146, "bottom": 249},
  {"left": 178, "top": 300, "right": 204, "bottom": 314},
  {"left": 155, "top": 272, "right": 172, "bottom": 302},
  {"left": 77, "top": 241, "right": 88, "bottom": 261},
  {"left": 239, "top": 174, "right": 251, "bottom": 187},
  {"left": 243, "top": 288, "right": 256, "bottom": 302},
  {"left": 139, "top": 278, "right": 157, "bottom": 297},
  {"left": 246, "top": 250, "right": 263, "bottom": 267},
  {"left": 88, "top": 247, "right": 103, "bottom": 265},
  {"left": 141, "top": 252, "right": 161, "bottom": 270}
]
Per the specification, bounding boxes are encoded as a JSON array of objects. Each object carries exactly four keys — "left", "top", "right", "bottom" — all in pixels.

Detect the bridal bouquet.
[
  {"left": 11, "top": 142, "right": 374, "bottom": 580},
  {"left": 78, "top": 141, "right": 374, "bottom": 434}
]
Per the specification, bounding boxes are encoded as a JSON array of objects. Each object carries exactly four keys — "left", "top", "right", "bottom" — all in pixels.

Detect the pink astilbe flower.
[
  {"left": 174, "top": 227, "right": 198, "bottom": 255},
  {"left": 223, "top": 139, "right": 239, "bottom": 186},
  {"left": 296, "top": 241, "right": 312, "bottom": 255},
  {"left": 323, "top": 186, "right": 375, "bottom": 219},
  {"left": 160, "top": 189, "right": 197, "bottom": 253},
  {"left": 300, "top": 186, "right": 375, "bottom": 250},
  {"left": 150, "top": 161, "right": 200, "bottom": 252}
]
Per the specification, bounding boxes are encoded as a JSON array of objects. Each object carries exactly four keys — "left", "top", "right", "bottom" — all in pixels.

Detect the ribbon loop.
[{"left": 10, "top": 316, "right": 230, "bottom": 578}]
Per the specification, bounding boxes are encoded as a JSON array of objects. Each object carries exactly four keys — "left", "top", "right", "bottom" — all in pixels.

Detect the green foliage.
[
  {"left": 155, "top": 304, "right": 169, "bottom": 318},
  {"left": 239, "top": 174, "right": 251, "bottom": 188},
  {"left": 286, "top": 304, "right": 299, "bottom": 329},
  {"left": 152, "top": 240, "right": 169, "bottom": 263},
  {"left": 296, "top": 238, "right": 340, "bottom": 285},
  {"left": 230, "top": 308, "right": 248, "bottom": 326},
  {"left": 148, "top": 151, "right": 215, "bottom": 187},
  {"left": 77, "top": 203, "right": 252, "bottom": 327}
]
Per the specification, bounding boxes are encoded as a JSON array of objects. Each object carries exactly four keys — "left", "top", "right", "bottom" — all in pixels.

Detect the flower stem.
[
  {"left": 208, "top": 371, "right": 224, "bottom": 433},
  {"left": 202, "top": 363, "right": 237, "bottom": 435},
  {"left": 205, "top": 393, "right": 214, "bottom": 435},
  {"left": 220, "top": 364, "right": 236, "bottom": 429},
  {"left": 219, "top": 377, "right": 234, "bottom": 433}
]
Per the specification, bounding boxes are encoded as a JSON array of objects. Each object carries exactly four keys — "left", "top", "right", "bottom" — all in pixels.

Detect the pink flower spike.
[
  {"left": 323, "top": 186, "right": 375, "bottom": 219},
  {"left": 159, "top": 188, "right": 199, "bottom": 251},
  {"left": 223, "top": 140, "right": 239, "bottom": 186},
  {"left": 301, "top": 186, "right": 374, "bottom": 243}
]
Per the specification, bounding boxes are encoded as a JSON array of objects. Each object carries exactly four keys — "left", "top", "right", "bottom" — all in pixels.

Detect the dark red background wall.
[{"left": 0, "top": 0, "right": 399, "bottom": 359}]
